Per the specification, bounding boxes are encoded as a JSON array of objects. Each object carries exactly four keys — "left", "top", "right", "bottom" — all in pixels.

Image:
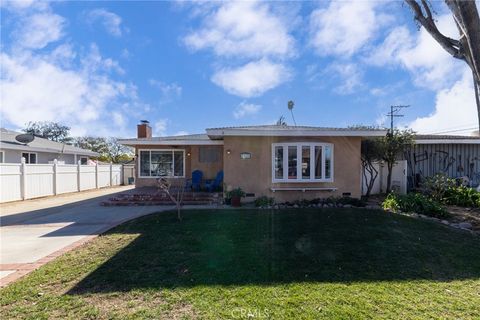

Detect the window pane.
[
  {"left": 288, "top": 146, "right": 297, "bottom": 179},
  {"left": 151, "top": 151, "right": 173, "bottom": 176},
  {"left": 174, "top": 151, "right": 184, "bottom": 177},
  {"left": 22, "top": 153, "right": 28, "bottom": 163},
  {"left": 274, "top": 146, "right": 283, "bottom": 179},
  {"left": 325, "top": 146, "right": 332, "bottom": 179},
  {"left": 0, "top": 152, "right": 3, "bottom": 163},
  {"left": 302, "top": 146, "right": 310, "bottom": 179},
  {"left": 140, "top": 151, "right": 150, "bottom": 176},
  {"left": 30, "top": 153, "right": 37, "bottom": 164},
  {"left": 315, "top": 146, "right": 322, "bottom": 179}
]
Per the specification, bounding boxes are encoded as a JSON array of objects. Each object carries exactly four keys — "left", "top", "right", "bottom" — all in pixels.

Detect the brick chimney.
[{"left": 137, "top": 120, "right": 152, "bottom": 138}]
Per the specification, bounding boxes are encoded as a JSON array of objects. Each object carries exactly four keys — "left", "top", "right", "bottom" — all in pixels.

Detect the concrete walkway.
[{"left": 0, "top": 186, "right": 175, "bottom": 287}]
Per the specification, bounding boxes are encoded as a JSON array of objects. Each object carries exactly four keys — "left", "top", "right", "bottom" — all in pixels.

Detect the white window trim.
[
  {"left": 21, "top": 152, "right": 38, "bottom": 164},
  {"left": 271, "top": 142, "right": 334, "bottom": 183},
  {"left": 138, "top": 149, "right": 186, "bottom": 178}
]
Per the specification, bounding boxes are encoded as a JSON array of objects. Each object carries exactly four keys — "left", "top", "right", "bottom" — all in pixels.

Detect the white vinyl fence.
[
  {"left": 362, "top": 160, "right": 407, "bottom": 196},
  {"left": 0, "top": 159, "right": 124, "bottom": 203}
]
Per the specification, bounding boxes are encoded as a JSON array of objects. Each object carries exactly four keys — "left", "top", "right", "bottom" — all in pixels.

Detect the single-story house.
[
  {"left": 403, "top": 134, "right": 480, "bottom": 188},
  {"left": 119, "top": 122, "right": 387, "bottom": 201},
  {"left": 0, "top": 128, "right": 99, "bottom": 164}
]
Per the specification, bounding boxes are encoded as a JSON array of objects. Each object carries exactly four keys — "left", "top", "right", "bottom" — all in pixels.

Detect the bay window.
[
  {"left": 139, "top": 149, "right": 185, "bottom": 178},
  {"left": 272, "top": 143, "right": 333, "bottom": 182}
]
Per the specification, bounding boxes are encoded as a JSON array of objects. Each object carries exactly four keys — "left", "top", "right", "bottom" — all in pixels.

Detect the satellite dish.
[
  {"left": 288, "top": 100, "right": 294, "bottom": 110},
  {"left": 15, "top": 134, "right": 35, "bottom": 144}
]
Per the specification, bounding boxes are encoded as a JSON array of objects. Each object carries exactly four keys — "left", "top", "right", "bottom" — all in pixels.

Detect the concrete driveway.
[{"left": 0, "top": 186, "right": 173, "bottom": 287}]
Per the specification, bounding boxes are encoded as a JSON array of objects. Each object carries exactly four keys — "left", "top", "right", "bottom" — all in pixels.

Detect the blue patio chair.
[
  {"left": 191, "top": 170, "right": 203, "bottom": 191},
  {"left": 205, "top": 170, "right": 224, "bottom": 192}
]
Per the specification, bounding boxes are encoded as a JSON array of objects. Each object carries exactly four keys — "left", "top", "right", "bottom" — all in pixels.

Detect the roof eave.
[
  {"left": 118, "top": 139, "right": 224, "bottom": 146},
  {"left": 415, "top": 139, "right": 480, "bottom": 144},
  {"left": 205, "top": 129, "right": 387, "bottom": 138}
]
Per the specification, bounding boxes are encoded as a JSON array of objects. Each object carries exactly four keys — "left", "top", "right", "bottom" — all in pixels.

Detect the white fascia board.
[
  {"left": 415, "top": 139, "right": 480, "bottom": 144},
  {"left": 118, "top": 139, "right": 224, "bottom": 146},
  {"left": 206, "top": 129, "right": 387, "bottom": 137},
  {"left": 0, "top": 144, "right": 99, "bottom": 156}
]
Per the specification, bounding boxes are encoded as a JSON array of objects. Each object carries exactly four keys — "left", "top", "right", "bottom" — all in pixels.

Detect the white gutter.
[
  {"left": 118, "top": 139, "right": 224, "bottom": 146},
  {"left": 415, "top": 139, "right": 480, "bottom": 144}
]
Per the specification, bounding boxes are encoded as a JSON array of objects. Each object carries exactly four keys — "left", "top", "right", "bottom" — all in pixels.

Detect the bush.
[
  {"left": 422, "top": 173, "right": 456, "bottom": 201},
  {"left": 226, "top": 187, "right": 245, "bottom": 198},
  {"left": 254, "top": 196, "right": 275, "bottom": 207},
  {"left": 444, "top": 185, "right": 480, "bottom": 208},
  {"left": 382, "top": 192, "right": 449, "bottom": 218}
]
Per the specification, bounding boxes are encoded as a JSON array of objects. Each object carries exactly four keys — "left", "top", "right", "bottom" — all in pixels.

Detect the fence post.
[
  {"left": 53, "top": 159, "right": 58, "bottom": 195},
  {"left": 77, "top": 160, "right": 81, "bottom": 192},
  {"left": 110, "top": 162, "right": 113, "bottom": 186},
  {"left": 95, "top": 162, "right": 99, "bottom": 189},
  {"left": 21, "top": 157, "right": 27, "bottom": 200}
]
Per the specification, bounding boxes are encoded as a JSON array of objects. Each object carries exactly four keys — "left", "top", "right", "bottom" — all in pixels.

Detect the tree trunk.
[{"left": 386, "top": 163, "right": 394, "bottom": 194}]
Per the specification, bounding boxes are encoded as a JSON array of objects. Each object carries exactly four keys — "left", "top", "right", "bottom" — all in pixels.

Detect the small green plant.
[
  {"left": 444, "top": 185, "right": 480, "bottom": 207},
  {"left": 254, "top": 196, "right": 275, "bottom": 207},
  {"left": 382, "top": 192, "right": 449, "bottom": 218},
  {"left": 228, "top": 187, "right": 246, "bottom": 198}
]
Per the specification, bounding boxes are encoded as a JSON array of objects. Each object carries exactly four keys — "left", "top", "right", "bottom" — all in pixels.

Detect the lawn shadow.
[{"left": 68, "top": 209, "right": 480, "bottom": 294}]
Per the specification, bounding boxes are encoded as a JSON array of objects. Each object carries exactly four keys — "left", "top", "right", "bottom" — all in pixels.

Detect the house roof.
[
  {"left": 206, "top": 125, "right": 388, "bottom": 138},
  {"left": 415, "top": 134, "right": 480, "bottom": 144},
  {"left": 0, "top": 128, "right": 99, "bottom": 156},
  {"left": 118, "top": 134, "right": 223, "bottom": 146},
  {"left": 118, "top": 125, "right": 387, "bottom": 146}
]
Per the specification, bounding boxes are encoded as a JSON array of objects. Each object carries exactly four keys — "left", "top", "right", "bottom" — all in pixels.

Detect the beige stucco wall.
[
  {"left": 134, "top": 145, "right": 223, "bottom": 188},
  {"left": 223, "top": 136, "right": 362, "bottom": 201}
]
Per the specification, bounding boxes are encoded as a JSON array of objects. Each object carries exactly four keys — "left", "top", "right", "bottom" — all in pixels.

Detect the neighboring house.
[
  {"left": 0, "top": 128, "right": 98, "bottom": 164},
  {"left": 119, "top": 122, "right": 387, "bottom": 201},
  {"left": 403, "top": 134, "right": 480, "bottom": 188}
]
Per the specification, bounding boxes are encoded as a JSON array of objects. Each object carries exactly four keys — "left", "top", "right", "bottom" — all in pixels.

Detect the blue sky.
[{"left": 1, "top": 1, "right": 478, "bottom": 138}]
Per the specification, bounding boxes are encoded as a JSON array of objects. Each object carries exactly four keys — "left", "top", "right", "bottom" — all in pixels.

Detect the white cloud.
[
  {"left": 211, "top": 59, "right": 291, "bottom": 98},
  {"left": 410, "top": 69, "right": 478, "bottom": 134},
  {"left": 309, "top": 1, "right": 392, "bottom": 57},
  {"left": 326, "top": 63, "right": 364, "bottom": 95},
  {"left": 368, "top": 15, "right": 463, "bottom": 90},
  {"left": 0, "top": 41, "right": 139, "bottom": 136},
  {"left": 86, "top": 8, "right": 123, "bottom": 37},
  {"left": 149, "top": 79, "right": 182, "bottom": 104},
  {"left": 15, "top": 12, "right": 65, "bottom": 49},
  {"left": 183, "top": 1, "right": 294, "bottom": 59},
  {"left": 233, "top": 102, "right": 262, "bottom": 119},
  {"left": 154, "top": 119, "right": 168, "bottom": 136}
]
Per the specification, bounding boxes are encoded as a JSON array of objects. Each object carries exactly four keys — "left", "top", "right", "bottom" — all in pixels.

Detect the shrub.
[
  {"left": 227, "top": 187, "right": 246, "bottom": 198},
  {"left": 254, "top": 196, "right": 275, "bottom": 207},
  {"left": 422, "top": 173, "right": 456, "bottom": 201},
  {"left": 444, "top": 186, "right": 480, "bottom": 208},
  {"left": 382, "top": 192, "right": 449, "bottom": 218}
]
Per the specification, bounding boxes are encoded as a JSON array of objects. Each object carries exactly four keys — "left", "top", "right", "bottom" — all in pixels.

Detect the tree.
[
  {"left": 405, "top": 0, "right": 480, "bottom": 129},
  {"left": 361, "top": 138, "right": 384, "bottom": 198},
  {"left": 380, "top": 129, "right": 415, "bottom": 193},
  {"left": 23, "top": 121, "right": 73, "bottom": 143},
  {"left": 74, "top": 137, "right": 133, "bottom": 163},
  {"left": 157, "top": 177, "right": 186, "bottom": 221}
]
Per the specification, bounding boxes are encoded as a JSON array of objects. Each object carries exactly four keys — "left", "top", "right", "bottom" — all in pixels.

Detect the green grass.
[{"left": 1, "top": 209, "right": 480, "bottom": 319}]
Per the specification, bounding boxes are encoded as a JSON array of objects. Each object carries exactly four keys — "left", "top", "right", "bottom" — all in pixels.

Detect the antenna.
[
  {"left": 386, "top": 105, "right": 409, "bottom": 133},
  {"left": 15, "top": 134, "right": 35, "bottom": 145},
  {"left": 288, "top": 100, "right": 297, "bottom": 126}
]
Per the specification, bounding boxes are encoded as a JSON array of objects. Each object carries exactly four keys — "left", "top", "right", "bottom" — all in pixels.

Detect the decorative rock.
[
  {"left": 293, "top": 204, "right": 299, "bottom": 208},
  {"left": 343, "top": 204, "right": 352, "bottom": 208},
  {"left": 459, "top": 222, "right": 473, "bottom": 229},
  {"left": 441, "top": 220, "right": 449, "bottom": 225}
]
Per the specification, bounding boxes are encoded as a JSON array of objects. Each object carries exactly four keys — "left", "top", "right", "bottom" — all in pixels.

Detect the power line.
[
  {"left": 386, "top": 105, "right": 409, "bottom": 132},
  {"left": 422, "top": 127, "right": 477, "bottom": 135}
]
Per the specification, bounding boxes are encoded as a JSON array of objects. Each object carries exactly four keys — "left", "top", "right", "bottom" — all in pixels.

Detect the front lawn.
[{"left": 1, "top": 209, "right": 480, "bottom": 319}]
